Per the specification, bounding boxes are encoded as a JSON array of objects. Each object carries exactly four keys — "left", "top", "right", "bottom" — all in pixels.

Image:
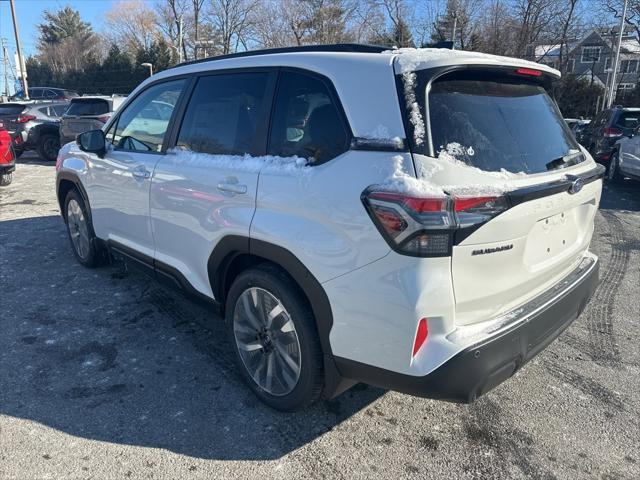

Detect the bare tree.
[
  {"left": 206, "top": 0, "right": 261, "bottom": 54},
  {"left": 104, "top": 0, "right": 160, "bottom": 57}
]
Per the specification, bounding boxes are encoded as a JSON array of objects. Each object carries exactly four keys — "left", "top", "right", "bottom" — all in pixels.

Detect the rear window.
[
  {"left": 424, "top": 73, "right": 582, "bottom": 174},
  {"left": 614, "top": 111, "right": 640, "bottom": 130},
  {"left": 65, "top": 99, "right": 110, "bottom": 116},
  {"left": 0, "top": 104, "right": 25, "bottom": 115}
]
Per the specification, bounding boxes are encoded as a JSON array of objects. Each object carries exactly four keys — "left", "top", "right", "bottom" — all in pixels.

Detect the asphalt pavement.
[{"left": 1, "top": 153, "right": 638, "bottom": 479}]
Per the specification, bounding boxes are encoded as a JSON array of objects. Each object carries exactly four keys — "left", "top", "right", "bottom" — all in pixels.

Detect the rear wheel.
[
  {"left": 607, "top": 151, "right": 624, "bottom": 184},
  {"left": 64, "top": 189, "right": 107, "bottom": 267},
  {"left": 225, "top": 265, "right": 324, "bottom": 411},
  {"left": 0, "top": 172, "right": 12, "bottom": 186},
  {"left": 37, "top": 134, "right": 60, "bottom": 162}
]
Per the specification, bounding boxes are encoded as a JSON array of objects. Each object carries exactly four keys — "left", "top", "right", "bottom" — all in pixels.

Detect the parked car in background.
[
  {"left": 5, "top": 102, "right": 70, "bottom": 161},
  {"left": 581, "top": 107, "right": 640, "bottom": 168},
  {"left": 609, "top": 128, "right": 640, "bottom": 182},
  {"left": 0, "top": 121, "right": 15, "bottom": 186},
  {"left": 57, "top": 44, "right": 602, "bottom": 411},
  {"left": 59, "top": 96, "right": 126, "bottom": 145},
  {"left": 572, "top": 119, "right": 591, "bottom": 145},
  {"left": 11, "top": 87, "right": 79, "bottom": 101}
]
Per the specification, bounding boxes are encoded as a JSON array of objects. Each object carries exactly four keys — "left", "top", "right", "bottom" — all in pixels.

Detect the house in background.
[{"left": 531, "top": 28, "right": 640, "bottom": 98}]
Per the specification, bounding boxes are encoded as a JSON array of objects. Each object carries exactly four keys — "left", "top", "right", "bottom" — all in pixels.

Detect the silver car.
[
  {"left": 59, "top": 96, "right": 126, "bottom": 145},
  {"left": 611, "top": 130, "right": 640, "bottom": 182}
]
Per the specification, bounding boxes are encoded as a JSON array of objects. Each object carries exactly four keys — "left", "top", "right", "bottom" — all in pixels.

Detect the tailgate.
[
  {"left": 451, "top": 169, "right": 602, "bottom": 324},
  {"left": 405, "top": 65, "right": 605, "bottom": 326}
]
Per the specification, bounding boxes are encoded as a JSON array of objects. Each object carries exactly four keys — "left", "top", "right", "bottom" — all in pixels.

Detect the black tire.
[
  {"left": 64, "top": 189, "right": 107, "bottom": 267},
  {"left": 225, "top": 264, "right": 324, "bottom": 411},
  {"left": 0, "top": 172, "right": 12, "bottom": 186},
  {"left": 607, "top": 151, "right": 624, "bottom": 184},
  {"left": 37, "top": 134, "right": 60, "bottom": 162}
]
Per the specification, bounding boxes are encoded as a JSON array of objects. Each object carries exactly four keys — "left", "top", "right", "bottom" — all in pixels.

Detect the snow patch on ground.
[{"left": 167, "top": 147, "right": 310, "bottom": 174}]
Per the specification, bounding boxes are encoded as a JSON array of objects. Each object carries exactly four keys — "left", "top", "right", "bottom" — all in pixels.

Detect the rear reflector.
[
  {"left": 515, "top": 67, "right": 542, "bottom": 77},
  {"left": 412, "top": 318, "right": 429, "bottom": 357}
]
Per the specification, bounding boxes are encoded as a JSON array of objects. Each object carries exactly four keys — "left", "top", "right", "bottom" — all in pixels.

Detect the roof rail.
[{"left": 170, "top": 43, "right": 393, "bottom": 69}]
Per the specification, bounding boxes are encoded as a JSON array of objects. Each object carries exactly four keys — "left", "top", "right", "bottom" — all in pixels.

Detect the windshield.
[
  {"left": 426, "top": 74, "right": 582, "bottom": 174},
  {"left": 65, "top": 99, "right": 110, "bottom": 116}
]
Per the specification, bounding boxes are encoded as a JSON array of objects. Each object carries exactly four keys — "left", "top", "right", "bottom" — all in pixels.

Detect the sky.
[{"left": 0, "top": 0, "right": 123, "bottom": 93}]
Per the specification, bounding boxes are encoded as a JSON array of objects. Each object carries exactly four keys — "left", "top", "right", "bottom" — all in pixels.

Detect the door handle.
[
  {"left": 132, "top": 167, "right": 150, "bottom": 179},
  {"left": 217, "top": 180, "right": 247, "bottom": 195}
]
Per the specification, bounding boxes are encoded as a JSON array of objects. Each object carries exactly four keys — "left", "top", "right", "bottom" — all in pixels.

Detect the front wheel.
[
  {"left": 0, "top": 171, "right": 12, "bottom": 186},
  {"left": 64, "top": 189, "right": 107, "bottom": 267},
  {"left": 225, "top": 265, "right": 324, "bottom": 411},
  {"left": 607, "top": 151, "right": 624, "bottom": 184}
]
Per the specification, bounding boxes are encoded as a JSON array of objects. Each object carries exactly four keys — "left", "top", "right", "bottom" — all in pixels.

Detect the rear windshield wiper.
[{"left": 545, "top": 150, "right": 584, "bottom": 171}]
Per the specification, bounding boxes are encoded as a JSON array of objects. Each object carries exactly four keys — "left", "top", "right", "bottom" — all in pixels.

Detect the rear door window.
[
  {"left": 177, "top": 72, "right": 270, "bottom": 155},
  {"left": 268, "top": 71, "right": 349, "bottom": 163},
  {"left": 427, "top": 74, "right": 582, "bottom": 174},
  {"left": 65, "top": 100, "right": 110, "bottom": 116}
]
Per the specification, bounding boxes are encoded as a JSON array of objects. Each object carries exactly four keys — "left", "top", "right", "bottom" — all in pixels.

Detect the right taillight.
[
  {"left": 362, "top": 190, "right": 509, "bottom": 257},
  {"left": 603, "top": 127, "right": 623, "bottom": 138}
]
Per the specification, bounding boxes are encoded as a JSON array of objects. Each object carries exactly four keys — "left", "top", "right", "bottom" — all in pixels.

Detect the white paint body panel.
[
  {"left": 615, "top": 136, "right": 640, "bottom": 178},
  {"left": 56, "top": 48, "right": 601, "bottom": 379}
]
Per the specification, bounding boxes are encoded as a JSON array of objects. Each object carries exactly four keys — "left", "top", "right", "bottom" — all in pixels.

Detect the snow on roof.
[
  {"left": 535, "top": 44, "right": 561, "bottom": 59},
  {"left": 385, "top": 48, "right": 560, "bottom": 77},
  {"left": 620, "top": 38, "right": 640, "bottom": 54}
]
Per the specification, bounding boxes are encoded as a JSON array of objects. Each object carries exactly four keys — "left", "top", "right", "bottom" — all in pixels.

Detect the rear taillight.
[
  {"left": 362, "top": 190, "right": 509, "bottom": 257},
  {"left": 603, "top": 127, "right": 623, "bottom": 138},
  {"left": 16, "top": 114, "right": 36, "bottom": 123}
]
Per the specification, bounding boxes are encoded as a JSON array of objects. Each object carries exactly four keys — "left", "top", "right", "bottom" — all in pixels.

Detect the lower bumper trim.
[{"left": 334, "top": 256, "right": 599, "bottom": 403}]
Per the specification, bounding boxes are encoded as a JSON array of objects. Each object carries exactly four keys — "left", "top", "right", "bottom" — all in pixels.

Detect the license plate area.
[{"left": 524, "top": 208, "right": 582, "bottom": 267}]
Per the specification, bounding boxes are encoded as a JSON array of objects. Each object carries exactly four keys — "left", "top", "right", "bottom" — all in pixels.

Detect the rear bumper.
[
  {"left": 0, "top": 159, "right": 15, "bottom": 172},
  {"left": 335, "top": 255, "right": 599, "bottom": 403}
]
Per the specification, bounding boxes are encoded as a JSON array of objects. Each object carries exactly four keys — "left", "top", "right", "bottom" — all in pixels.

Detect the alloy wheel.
[
  {"left": 67, "top": 199, "right": 90, "bottom": 260},
  {"left": 233, "top": 287, "right": 302, "bottom": 396}
]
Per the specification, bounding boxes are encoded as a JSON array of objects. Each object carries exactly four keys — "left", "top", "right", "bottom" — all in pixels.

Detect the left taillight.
[
  {"left": 362, "top": 190, "right": 509, "bottom": 257},
  {"left": 16, "top": 114, "right": 36, "bottom": 123}
]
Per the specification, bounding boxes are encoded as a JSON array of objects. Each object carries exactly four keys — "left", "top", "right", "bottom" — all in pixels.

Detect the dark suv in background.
[
  {"left": 0, "top": 102, "right": 69, "bottom": 161},
  {"left": 11, "top": 87, "right": 79, "bottom": 101},
  {"left": 581, "top": 107, "right": 640, "bottom": 167}
]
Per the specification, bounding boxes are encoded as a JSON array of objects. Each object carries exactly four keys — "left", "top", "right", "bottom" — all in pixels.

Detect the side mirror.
[{"left": 77, "top": 129, "right": 106, "bottom": 157}]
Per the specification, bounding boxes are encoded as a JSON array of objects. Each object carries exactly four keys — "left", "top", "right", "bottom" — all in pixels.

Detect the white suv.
[{"left": 56, "top": 44, "right": 603, "bottom": 411}]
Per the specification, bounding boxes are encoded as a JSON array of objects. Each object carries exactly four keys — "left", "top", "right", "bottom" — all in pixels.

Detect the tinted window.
[
  {"left": 0, "top": 105, "right": 25, "bottom": 115},
  {"left": 177, "top": 73, "right": 268, "bottom": 155},
  {"left": 269, "top": 71, "right": 349, "bottom": 163},
  {"left": 113, "top": 79, "right": 185, "bottom": 152},
  {"left": 29, "top": 88, "right": 43, "bottom": 98},
  {"left": 52, "top": 105, "right": 68, "bottom": 116},
  {"left": 38, "top": 107, "right": 51, "bottom": 116},
  {"left": 428, "top": 76, "right": 582, "bottom": 174},
  {"left": 614, "top": 111, "right": 640, "bottom": 130},
  {"left": 66, "top": 99, "right": 110, "bottom": 116}
]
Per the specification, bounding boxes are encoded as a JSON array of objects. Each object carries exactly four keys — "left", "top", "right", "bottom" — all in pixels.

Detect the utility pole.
[
  {"left": 1, "top": 38, "right": 9, "bottom": 97},
  {"left": 451, "top": 12, "right": 458, "bottom": 50},
  {"left": 608, "top": 0, "right": 628, "bottom": 108},
  {"left": 9, "top": 0, "right": 29, "bottom": 99},
  {"left": 178, "top": 15, "right": 184, "bottom": 63}
]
